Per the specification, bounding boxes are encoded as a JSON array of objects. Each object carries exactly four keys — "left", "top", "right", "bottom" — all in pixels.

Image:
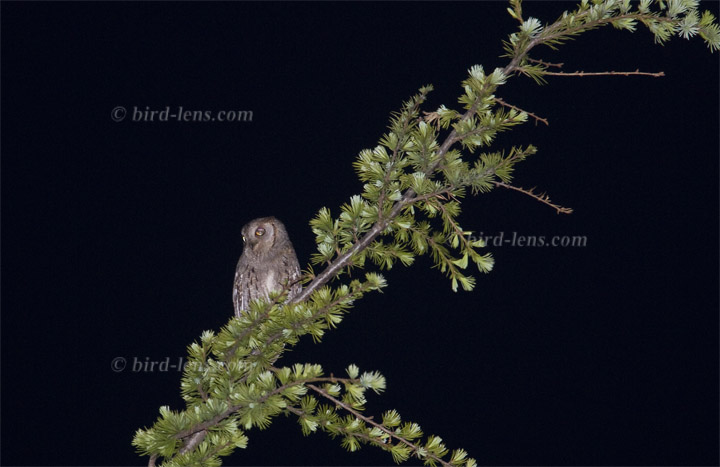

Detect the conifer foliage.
[{"left": 133, "top": 1, "right": 719, "bottom": 465}]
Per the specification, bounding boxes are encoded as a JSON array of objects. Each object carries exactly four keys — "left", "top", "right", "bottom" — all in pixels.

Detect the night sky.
[{"left": 2, "top": 1, "right": 718, "bottom": 466}]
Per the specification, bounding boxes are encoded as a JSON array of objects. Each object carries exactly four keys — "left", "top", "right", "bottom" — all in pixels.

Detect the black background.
[{"left": 2, "top": 1, "right": 718, "bottom": 466}]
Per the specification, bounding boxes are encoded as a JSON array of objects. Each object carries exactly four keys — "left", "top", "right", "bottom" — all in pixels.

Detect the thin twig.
[
  {"left": 528, "top": 57, "right": 564, "bottom": 68},
  {"left": 494, "top": 181, "right": 573, "bottom": 214},
  {"left": 495, "top": 97, "right": 549, "bottom": 126},
  {"left": 542, "top": 69, "right": 664, "bottom": 77}
]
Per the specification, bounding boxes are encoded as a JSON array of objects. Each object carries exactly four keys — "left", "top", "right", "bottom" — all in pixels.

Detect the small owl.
[{"left": 233, "top": 217, "right": 301, "bottom": 317}]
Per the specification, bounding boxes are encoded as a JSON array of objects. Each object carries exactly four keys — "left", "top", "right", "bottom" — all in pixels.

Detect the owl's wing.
[
  {"left": 233, "top": 268, "right": 245, "bottom": 317},
  {"left": 287, "top": 257, "right": 303, "bottom": 301}
]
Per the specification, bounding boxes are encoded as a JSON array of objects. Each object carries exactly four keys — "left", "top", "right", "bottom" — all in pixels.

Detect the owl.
[{"left": 233, "top": 217, "right": 302, "bottom": 317}]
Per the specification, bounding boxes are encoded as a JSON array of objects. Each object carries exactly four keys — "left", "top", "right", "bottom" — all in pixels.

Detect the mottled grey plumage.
[{"left": 233, "top": 217, "right": 301, "bottom": 317}]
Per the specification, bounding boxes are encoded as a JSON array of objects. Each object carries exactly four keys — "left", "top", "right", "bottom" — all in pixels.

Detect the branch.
[
  {"left": 178, "top": 430, "right": 207, "bottom": 456},
  {"left": 295, "top": 91, "right": 524, "bottom": 302},
  {"left": 494, "top": 181, "right": 573, "bottom": 214},
  {"left": 292, "top": 190, "right": 416, "bottom": 304},
  {"left": 173, "top": 375, "right": 355, "bottom": 442},
  {"left": 294, "top": 11, "right": 674, "bottom": 305},
  {"left": 268, "top": 279, "right": 378, "bottom": 346},
  {"left": 307, "top": 384, "right": 452, "bottom": 467},
  {"left": 504, "top": 11, "right": 676, "bottom": 78}
]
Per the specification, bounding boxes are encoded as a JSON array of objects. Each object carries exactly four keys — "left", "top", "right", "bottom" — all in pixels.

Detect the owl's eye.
[{"left": 255, "top": 227, "right": 266, "bottom": 237}]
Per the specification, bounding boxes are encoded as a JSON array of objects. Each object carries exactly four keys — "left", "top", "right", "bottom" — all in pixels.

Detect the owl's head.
[{"left": 241, "top": 216, "right": 288, "bottom": 257}]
